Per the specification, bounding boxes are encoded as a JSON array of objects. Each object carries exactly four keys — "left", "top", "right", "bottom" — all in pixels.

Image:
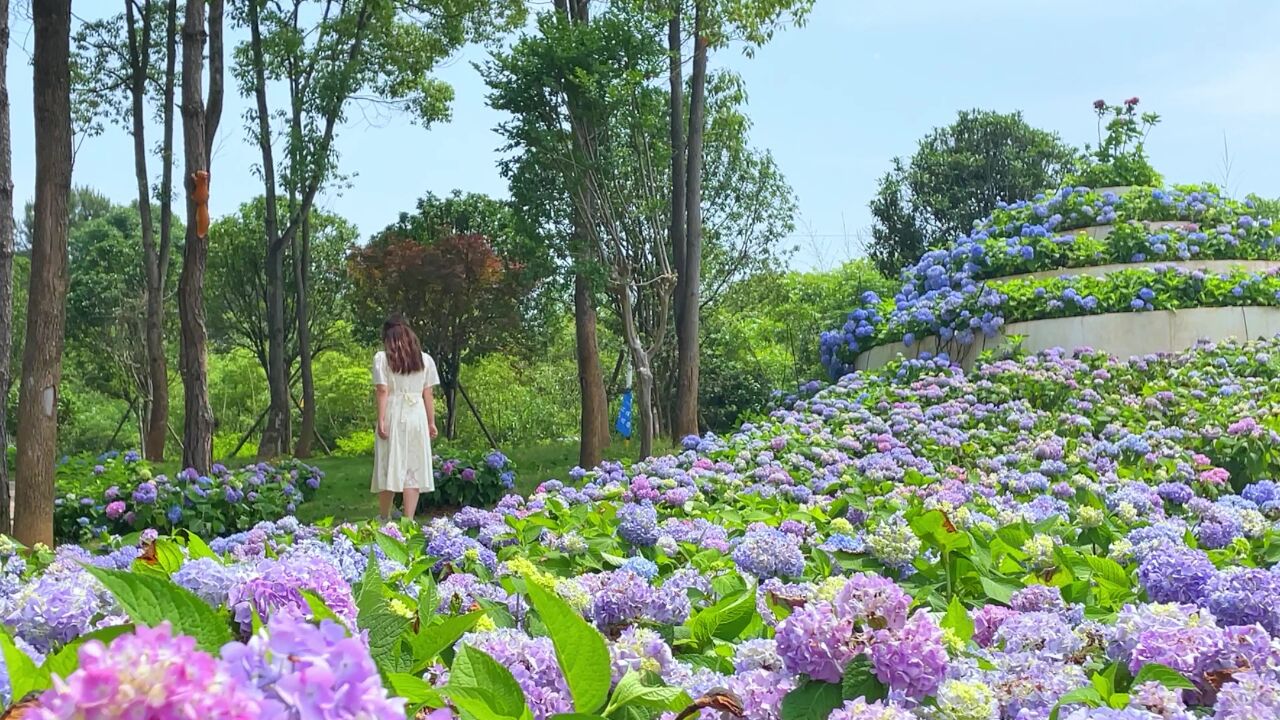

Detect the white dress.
[{"left": 371, "top": 351, "right": 440, "bottom": 493}]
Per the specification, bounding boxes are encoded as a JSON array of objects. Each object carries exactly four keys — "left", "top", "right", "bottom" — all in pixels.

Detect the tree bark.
[
  {"left": 178, "top": 0, "right": 223, "bottom": 474},
  {"left": 293, "top": 210, "right": 315, "bottom": 457},
  {"left": 149, "top": 0, "right": 178, "bottom": 461},
  {"left": 244, "top": 0, "right": 290, "bottom": 459},
  {"left": 0, "top": 0, "right": 14, "bottom": 537},
  {"left": 14, "top": 0, "right": 72, "bottom": 547},
  {"left": 573, "top": 270, "right": 608, "bottom": 467},
  {"left": 668, "top": 1, "right": 687, "bottom": 442},
  {"left": 674, "top": 1, "right": 707, "bottom": 440},
  {"left": 125, "top": 0, "right": 171, "bottom": 461}
]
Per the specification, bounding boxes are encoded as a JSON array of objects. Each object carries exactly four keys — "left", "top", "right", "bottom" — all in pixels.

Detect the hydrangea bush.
[
  {"left": 418, "top": 450, "right": 518, "bottom": 510},
  {"left": 53, "top": 453, "right": 323, "bottom": 542},
  {"left": 820, "top": 102, "right": 1280, "bottom": 377},
  {"left": 7, "top": 337, "right": 1280, "bottom": 718}
]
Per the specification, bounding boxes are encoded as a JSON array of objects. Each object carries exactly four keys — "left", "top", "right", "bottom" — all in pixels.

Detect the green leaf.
[
  {"left": 1047, "top": 686, "right": 1105, "bottom": 720},
  {"left": 979, "top": 576, "right": 1019, "bottom": 604},
  {"left": 83, "top": 565, "right": 234, "bottom": 652},
  {"left": 387, "top": 671, "right": 445, "bottom": 707},
  {"left": 132, "top": 538, "right": 185, "bottom": 578},
  {"left": 375, "top": 531, "right": 410, "bottom": 566},
  {"left": 526, "top": 581, "right": 611, "bottom": 714},
  {"left": 780, "top": 679, "right": 844, "bottom": 720},
  {"left": 300, "top": 589, "right": 343, "bottom": 625},
  {"left": 550, "top": 715, "right": 611, "bottom": 720},
  {"left": 840, "top": 656, "right": 887, "bottom": 703},
  {"left": 1131, "top": 663, "right": 1196, "bottom": 691},
  {"left": 40, "top": 624, "right": 135, "bottom": 681},
  {"left": 183, "top": 532, "right": 218, "bottom": 561},
  {"left": 411, "top": 611, "right": 484, "bottom": 672},
  {"left": 445, "top": 645, "right": 533, "bottom": 720},
  {"left": 605, "top": 672, "right": 692, "bottom": 716},
  {"left": 688, "top": 589, "right": 757, "bottom": 647},
  {"left": 2, "top": 628, "right": 50, "bottom": 700},
  {"left": 1084, "top": 556, "right": 1131, "bottom": 590},
  {"left": 940, "top": 596, "right": 974, "bottom": 644}
]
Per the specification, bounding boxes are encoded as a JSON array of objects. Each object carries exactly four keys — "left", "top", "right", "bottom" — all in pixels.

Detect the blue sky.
[{"left": 8, "top": 0, "right": 1280, "bottom": 269}]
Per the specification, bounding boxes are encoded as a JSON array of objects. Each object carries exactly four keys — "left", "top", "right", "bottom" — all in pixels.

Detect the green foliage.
[
  {"left": 1075, "top": 98, "right": 1162, "bottom": 188},
  {"left": 869, "top": 109, "right": 1078, "bottom": 276},
  {"left": 418, "top": 451, "right": 517, "bottom": 510},
  {"left": 83, "top": 566, "right": 236, "bottom": 652},
  {"left": 525, "top": 581, "right": 611, "bottom": 714}
]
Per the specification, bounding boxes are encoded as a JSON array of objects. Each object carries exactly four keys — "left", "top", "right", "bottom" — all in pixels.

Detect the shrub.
[
  {"left": 53, "top": 452, "right": 323, "bottom": 542},
  {"left": 417, "top": 449, "right": 516, "bottom": 510}
]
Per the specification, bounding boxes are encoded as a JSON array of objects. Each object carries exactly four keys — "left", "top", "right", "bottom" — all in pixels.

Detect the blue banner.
[{"left": 615, "top": 389, "right": 633, "bottom": 439}]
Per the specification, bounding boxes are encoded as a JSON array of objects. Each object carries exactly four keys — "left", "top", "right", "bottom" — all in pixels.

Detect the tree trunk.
[
  {"left": 674, "top": 3, "right": 707, "bottom": 440},
  {"left": 0, "top": 0, "right": 14, "bottom": 537},
  {"left": 246, "top": 0, "right": 290, "bottom": 460},
  {"left": 573, "top": 270, "right": 608, "bottom": 468},
  {"left": 178, "top": 0, "right": 223, "bottom": 474},
  {"left": 14, "top": 0, "right": 72, "bottom": 547},
  {"left": 148, "top": 0, "right": 178, "bottom": 461},
  {"left": 125, "top": 0, "right": 169, "bottom": 462},
  {"left": 667, "top": 1, "right": 687, "bottom": 442},
  {"left": 293, "top": 207, "right": 314, "bottom": 457}
]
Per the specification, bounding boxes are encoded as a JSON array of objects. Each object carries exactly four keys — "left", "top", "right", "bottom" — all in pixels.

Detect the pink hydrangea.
[{"left": 33, "top": 623, "right": 266, "bottom": 719}]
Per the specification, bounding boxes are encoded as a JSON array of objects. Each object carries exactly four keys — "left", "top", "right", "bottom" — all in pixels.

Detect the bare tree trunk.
[
  {"left": 617, "top": 279, "right": 655, "bottom": 459},
  {"left": 0, "top": 0, "right": 14, "bottom": 537},
  {"left": 574, "top": 270, "right": 608, "bottom": 467},
  {"left": 675, "top": 2, "right": 707, "bottom": 440},
  {"left": 293, "top": 208, "right": 314, "bottom": 457},
  {"left": 148, "top": 0, "right": 178, "bottom": 461},
  {"left": 667, "top": 1, "right": 688, "bottom": 442},
  {"left": 178, "top": 0, "right": 224, "bottom": 474},
  {"left": 125, "top": 0, "right": 170, "bottom": 461},
  {"left": 14, "top": 0, "right": 72, "bottom": 547},
  {"left": 244, "top": 0, "right": 290, "bottom": 459}
]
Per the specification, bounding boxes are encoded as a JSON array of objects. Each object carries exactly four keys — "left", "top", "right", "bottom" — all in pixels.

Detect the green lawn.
[{"left": 296, "top": 440, "right": 648, "bottom": 523}]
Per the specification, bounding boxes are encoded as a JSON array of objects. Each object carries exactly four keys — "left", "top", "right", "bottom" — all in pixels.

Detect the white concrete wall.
[
  {"left": 854, "top": 306, "right": 1280, "bottom": 372},
  {"left": 990, "top": 258, "right": 1280, "bottom": 284}
]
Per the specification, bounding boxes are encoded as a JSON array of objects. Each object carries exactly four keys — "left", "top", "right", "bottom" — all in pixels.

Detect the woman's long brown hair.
[{"left": 382, "top": 316, "right": 425, "bottom": 375}]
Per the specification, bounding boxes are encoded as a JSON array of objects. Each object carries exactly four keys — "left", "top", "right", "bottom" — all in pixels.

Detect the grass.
[
  {"left": 154, "top": 438, "right": 659, "bottom": 524},
  {"left": 293, "top": 439, "right": 649, "bottom": 524}
]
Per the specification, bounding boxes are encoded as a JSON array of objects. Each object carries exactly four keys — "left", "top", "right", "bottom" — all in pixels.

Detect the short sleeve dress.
[{"left": 371, "top": 351, "right": 441, "bottom": 493}]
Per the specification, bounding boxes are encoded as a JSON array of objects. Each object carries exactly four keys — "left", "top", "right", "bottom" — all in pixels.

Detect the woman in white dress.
[{"left": 371, "top": 316, "right": 440, "bottom": 522}]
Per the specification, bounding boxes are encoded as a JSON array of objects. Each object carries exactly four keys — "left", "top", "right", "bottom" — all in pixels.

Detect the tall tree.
[
  {"left": 72, "top": 0, "right": 181, "bottom": 460},
  {"left": 178, "top": 0, "right": 225, "bottom": 474},
  {"left": 14, "top": 0, "right": 73, "bottom": 547},
  {"left": 667, "top": 0, "right": 813, "bottom": 440},
  {"left": 868, "top": 108, "right": 1079, "bottom": 277},
  {"left": 234, "top": 0, "right": 525, "bottom": 459},
  {"left": 0, "top": 0, "right": 13, "bottom": 536}
]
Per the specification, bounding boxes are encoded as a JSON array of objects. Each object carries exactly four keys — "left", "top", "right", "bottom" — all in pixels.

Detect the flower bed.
[
  {"left": 7, "top": 337, "right": 1280, "bottom": 717},
  {"left": 820, "top": 101, "right": 1280, "bottom": 377},
  {"left": 53, "top": 452, "right": 323, "bottom": 542}
]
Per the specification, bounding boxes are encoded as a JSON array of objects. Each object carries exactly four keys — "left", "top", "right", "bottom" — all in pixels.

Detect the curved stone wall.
[
  {"left": 852, "top": 306, "right": 1280, "bottom": 372},
  {"left": 989, "top": 258, "right": 1280, "bottom": 285}
]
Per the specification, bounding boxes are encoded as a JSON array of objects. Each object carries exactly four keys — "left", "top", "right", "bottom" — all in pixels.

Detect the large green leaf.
[
  {"left": 387, "top": 671, "right": 445, "bottom": 707},
  {"left": 40, "top": 624, "right": 135, "bottom": 681},
  {"left": 411, "top": 610, "right": 484, "bottom": 673},
  {"left": 1131, "top": 663, "right": 1196, "bottom": 691},
  {"left": 445, "top": 645, "right": 533, "bottom": 720},
  {"left": 84, "top": 566, "right": 234, "bottom": 652},
  {"left": 688, "top": 588, "right": 757, "bottom": 646},
  {"left": 840, "top": 656, "right": 887, "bottom": 703},
  {"left": 183, "top": 532, "right": 218, "bottom": 562},
  {"left": 1, "top": 629, "right": 49, "bottom": 701},
  {"left": 940, "top": 596, "right": 974, "bottom": 644},
  {"left": 780, "top": 679, "right": 843, "bottom": 720},
  {"left": 375, "top": 532, "right": 410, "bottom": 566},
  {"left": 604, "top": 672, "right": 692, "bottom": 717},
  {"left": 526, "top": 581, "right": 611, "bottom": 714}
]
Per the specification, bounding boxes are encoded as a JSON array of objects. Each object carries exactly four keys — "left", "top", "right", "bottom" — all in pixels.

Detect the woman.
[{"left": 371, "top": 316, "right": 440, "bottom": 522}]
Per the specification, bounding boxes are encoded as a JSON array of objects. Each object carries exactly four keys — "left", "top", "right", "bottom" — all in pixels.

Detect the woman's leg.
[
  {"left": 378, "top": 491, "right": 394, "bottom": 521},
  {"left": 402, "top": 488, "right": 420, "bottom": 523}
]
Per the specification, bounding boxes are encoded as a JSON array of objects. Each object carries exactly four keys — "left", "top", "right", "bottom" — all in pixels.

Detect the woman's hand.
[
  {"left": 429, "top": 423, "right": 438, "bottom": 439},
  {"left": 377, "top": 420, "right": 390, "bottom": 439}
]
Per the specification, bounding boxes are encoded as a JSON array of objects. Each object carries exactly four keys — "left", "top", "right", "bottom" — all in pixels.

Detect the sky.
[{"left": 7, "top": 0, "right": 1280, "bottom": 270}]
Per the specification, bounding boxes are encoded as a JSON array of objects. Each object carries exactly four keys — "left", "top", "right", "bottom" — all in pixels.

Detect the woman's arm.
[
  {"left": 423, "top": 385, "right": 438, "bottom": 439},
  {"left": 375, "top": 385, "right": 390, "bottom": 438}
]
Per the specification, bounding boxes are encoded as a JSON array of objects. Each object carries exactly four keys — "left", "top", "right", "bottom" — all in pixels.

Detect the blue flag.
[{"left": 615, "top": 389, "right": 633, "bottom": 439}]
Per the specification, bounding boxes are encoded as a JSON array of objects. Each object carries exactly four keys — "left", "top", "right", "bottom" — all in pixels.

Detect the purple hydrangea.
[
  {"left": 219, "top": 610, "right": 404, "bottom": 719},
  {"left": 227, "top": 557, "right": 358, "bottom": 633},
  {"left": 775, "top": 601, "right": 855, "bottom": 682},
  {"left": 1137, "top": 543, "right": 1214, "bottom": 603},
  {"left": 1203, "top": 568, "right": 1280, "bottom": 634},
  {"left": 617, "top": 502, "right": 660, "bottom": 547},
  {"left": 868, "top": 610, "right": 948, "bottom": 698},
  {"left": 731, "top": 527, "right": 805, "bottom": 580}
]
